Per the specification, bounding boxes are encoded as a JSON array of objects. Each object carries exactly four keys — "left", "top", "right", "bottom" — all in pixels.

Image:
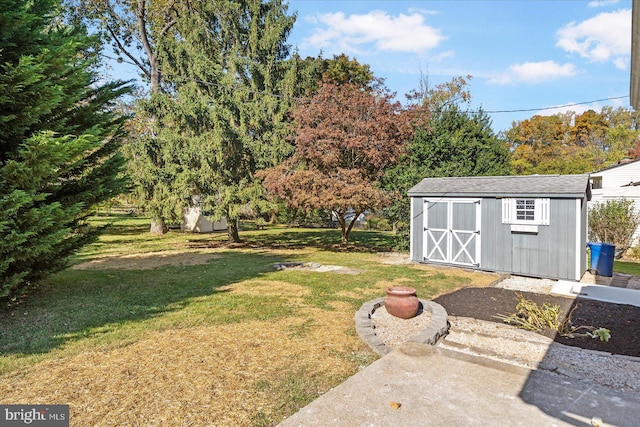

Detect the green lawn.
[
  {"left": 614, "top": 259, "right": 640, "bottom": 276},
  {"left": 0, "top": 216, "right": 495, "bottom": 425}
]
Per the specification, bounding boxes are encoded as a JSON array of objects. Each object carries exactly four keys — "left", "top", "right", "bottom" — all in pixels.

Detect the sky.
[
  {"left": 107, "top": 0, "right": 634, "bottom": 134},
  {"left": 285, "top": 0, "right": 634, "bottom": 133}
]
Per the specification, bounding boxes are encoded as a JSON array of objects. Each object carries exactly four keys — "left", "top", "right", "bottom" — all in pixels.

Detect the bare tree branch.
[
  {"left": 105, "top": 23, "right": 150, "bottom": 79},
  {"left": 135, "top": 0, "right": 160, "bottom": 93}
]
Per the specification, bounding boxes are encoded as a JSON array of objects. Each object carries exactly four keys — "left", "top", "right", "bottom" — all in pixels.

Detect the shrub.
[
  {"left": 365, "top": 215, "right": 392, "bottom": 231},
  {"left": 495, "top": 294, "right": 611, "bottom": 341},
  {"left": 626, "top": 245, "right": 640, "bottom": 260},
  {"left": 392, "top": 222, "right": 410, "bottom": 252},
  {"left": 588, "top": 199, "right": 640, "bottom": 258}
]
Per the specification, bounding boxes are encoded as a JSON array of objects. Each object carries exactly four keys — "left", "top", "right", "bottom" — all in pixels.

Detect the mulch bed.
[{"left": 434, "top": 287, "right": 640, "bottom": 358}]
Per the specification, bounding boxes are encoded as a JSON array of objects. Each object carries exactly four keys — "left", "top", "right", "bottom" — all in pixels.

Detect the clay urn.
[{"left": 384, "top": 286, "right": 419, "bottom": 319}]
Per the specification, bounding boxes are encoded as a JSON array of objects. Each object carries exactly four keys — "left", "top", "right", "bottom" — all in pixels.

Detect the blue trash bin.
[
  {"left": 597, "top": 243, "right": 616, "bottom": 277},
  {"left": 587, "top": 242, "right": 602, "bottom": 272},
  {"left": 587, "top": 242, "right": 615, "bottom": 277}
]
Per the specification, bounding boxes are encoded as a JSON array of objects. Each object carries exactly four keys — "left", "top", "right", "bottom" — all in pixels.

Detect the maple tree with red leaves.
[
  {"left": 260, "top": 80, "right": 423, "bottom": 244},
  {"left": 628, "top": 141, "right": 640, "bottom": 159}
]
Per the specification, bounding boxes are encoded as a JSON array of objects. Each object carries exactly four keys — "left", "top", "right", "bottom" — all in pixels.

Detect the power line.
[
  {"left": 484, "top": 96, "right": 630, "bottom": 114},
  {"left": 101, "top": 54, "right": 632, "bottom": 115}
]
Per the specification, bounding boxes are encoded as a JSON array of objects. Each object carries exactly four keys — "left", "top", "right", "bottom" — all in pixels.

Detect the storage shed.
[{"left": 408, "top": 174, "right": 591, "bottom": 281}]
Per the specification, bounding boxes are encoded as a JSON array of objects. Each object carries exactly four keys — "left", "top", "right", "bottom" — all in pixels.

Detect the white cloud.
[
  {"left": 588, "top": 0, "right": 620, "bottom": 8},
  {"left": 303, "top": 10, "right": 446, "bottom": 55},
  {"left": 407, "top": 7, "right": 439, "bottom": 16},
  {"left": 431, "top": 50, "right": 455, "bottom": 63},
  {"left": 556, "top": 9, "right": 631, "bottom": 69},
  {"left": 489, "top": 61, "right": 577, "bottom": 85}
]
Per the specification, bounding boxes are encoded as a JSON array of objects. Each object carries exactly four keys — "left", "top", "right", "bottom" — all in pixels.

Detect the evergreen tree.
[
  {"left": 139, "top": 0, "right": 296, "bottom": 242},
  {"left": 405, "top": 106, "right": 511, "bottom": 179},
  {"left": 0, "top": 0, "right": 132, "bottom": 301},
  {"left": 284, "top": 53, "right": 375, "bottom": 97},
  {"left": 78, "top": 0, "right": 296, "bottom": 240},
  {"left": 383, "top": 77, "right": 511, "bottom": 249}
]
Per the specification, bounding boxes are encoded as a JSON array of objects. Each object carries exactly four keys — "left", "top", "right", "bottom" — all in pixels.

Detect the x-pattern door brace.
[
  {"left": 426, "top": 229, "right": 447, "bottom": 261},
  {"left": 451, "top": 229, "right": 476, "bottom": 265}
]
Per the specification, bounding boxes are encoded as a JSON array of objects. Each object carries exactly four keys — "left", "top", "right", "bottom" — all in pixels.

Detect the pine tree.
[
  {"left": 0, "top": 0, "right": 132, "bottom": 301},
  {"left": 138, "top": 0, "right": 296, "bottom": 242}
]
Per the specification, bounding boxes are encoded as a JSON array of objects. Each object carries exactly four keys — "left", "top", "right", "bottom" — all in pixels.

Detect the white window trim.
[{"left": 502, "top": 198, "right": 550, "bottom": 226}]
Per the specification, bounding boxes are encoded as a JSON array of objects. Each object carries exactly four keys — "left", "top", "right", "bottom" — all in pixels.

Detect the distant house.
[
  {"left": 182, "top": 195, "right": 227, "bottom": 233},
  {"left": 408, "top": 174, "right": 591, "bottom": 281},
  {"left": 589, "top": 158, "right": 640, "bottom": 242}
]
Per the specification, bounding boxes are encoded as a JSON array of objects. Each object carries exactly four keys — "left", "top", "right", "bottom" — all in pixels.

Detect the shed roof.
[{"left": 408, "top": 174, "right": 591, "bottom": 200}]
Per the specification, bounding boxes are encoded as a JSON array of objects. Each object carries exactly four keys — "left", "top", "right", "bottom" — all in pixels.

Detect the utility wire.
[
  {"left": 484, "top": 96, "right": 630, "bottom": 114},
  {"left": 101, "top": 54, "right": 631, "bottom": 115}
]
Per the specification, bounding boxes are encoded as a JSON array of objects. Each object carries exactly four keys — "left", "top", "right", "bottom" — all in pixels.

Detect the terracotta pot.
[{"left": 384, "top": 286, "right": 419, "bottom": 319}]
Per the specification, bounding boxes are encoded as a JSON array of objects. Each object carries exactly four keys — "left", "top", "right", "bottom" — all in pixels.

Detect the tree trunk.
[
  {"left": 150, "top": 217, "right": 168, "bottom": 234},
  {"left": 136, "top": 0, "right": 161, "bottom": 95},
  {"left": 341, "top": 212, "right": 362, "bottom": 245},
  {"left": 341, "top": 231, "right": 348, "bottom": 245},
  {"left": 336, "top": 214, "right": 348, "bottom": 245},
  {"left": 227, "top": 219, "right": 241, "bottom": 243}
]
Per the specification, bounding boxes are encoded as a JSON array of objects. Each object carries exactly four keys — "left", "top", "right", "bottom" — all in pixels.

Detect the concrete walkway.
[
  {"left": 552, "top": 280, "right": 640, "bottom": 308},
  {"left": 279, "top": 345, "right": 640, "bottom": 427},
  {"left": 551, "top": 273, "right": 640, "bottom": 308}
]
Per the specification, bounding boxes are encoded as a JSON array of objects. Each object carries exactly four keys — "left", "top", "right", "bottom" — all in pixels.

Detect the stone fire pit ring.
[{"left": 355, "top": 298, "right": 449, "bottom": 356}]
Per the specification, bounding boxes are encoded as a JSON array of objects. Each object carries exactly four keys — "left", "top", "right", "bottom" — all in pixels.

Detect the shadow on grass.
[
  {"left": 188, "top": 229, "right": 396, "bottom": 253},
  {"left": 0, "top": 251, "right": 288, "bottom": 358},
  {"left": 96, "top": 226, "right": 150, "bottom": 237}
]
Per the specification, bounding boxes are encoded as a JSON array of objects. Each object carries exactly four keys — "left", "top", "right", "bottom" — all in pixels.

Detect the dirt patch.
[
  {"left": 72, "top": 251, "right": 221, "bottom": 270},
  {"left": 273, "top": 262, "right": 365, "bottom": 275},
  {"left": 376, "top": 252, "right": 413, "bottom": 265}
]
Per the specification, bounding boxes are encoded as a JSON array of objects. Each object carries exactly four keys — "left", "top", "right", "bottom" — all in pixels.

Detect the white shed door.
[{"left": 423, "top": 199, "right": 481, "bottom": 267}]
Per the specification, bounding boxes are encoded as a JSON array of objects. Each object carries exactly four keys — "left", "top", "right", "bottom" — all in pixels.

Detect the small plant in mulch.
[{"left": 495, "top": 293, "right": 611, "bottom": 342}]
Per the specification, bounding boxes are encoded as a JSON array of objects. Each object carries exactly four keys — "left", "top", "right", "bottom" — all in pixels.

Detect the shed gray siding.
[
  {"left": 580, "top": 196, "right": 589, "bottom": 276},
  {"left": 480, "top": 198, "right": 581, "bottom": 280},
  {"left": 410, "top": 196, "right": 424, "bottom": 261},
  {"left": 479, "top": 198, "right": 511, "bottom": 271}
]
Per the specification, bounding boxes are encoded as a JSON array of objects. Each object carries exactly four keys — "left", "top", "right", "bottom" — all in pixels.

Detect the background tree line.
[
  {"left": 73, "top": 0, "right": 640, "bottom": 250},
  {"left": 4, "top": 0, "right": 640, "bottom": 303},
  {"left": 503, "top": 107, "right": 640, "bottom": 175}
]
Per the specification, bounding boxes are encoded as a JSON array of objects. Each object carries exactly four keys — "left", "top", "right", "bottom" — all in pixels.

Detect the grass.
[
  {"left": 0, "top": 215, "right": 495, "bottom": 425},
  {"left": 614, "top": 259, "right": 640, "bottom": 276}
]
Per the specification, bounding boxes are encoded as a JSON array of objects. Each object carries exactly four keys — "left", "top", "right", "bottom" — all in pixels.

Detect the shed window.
[
  {"left": 515, "top": 199, "right": 535, "bottom": 221},
  {"left": 502, "top": 198, "right": 549, "bottom": 225}
]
